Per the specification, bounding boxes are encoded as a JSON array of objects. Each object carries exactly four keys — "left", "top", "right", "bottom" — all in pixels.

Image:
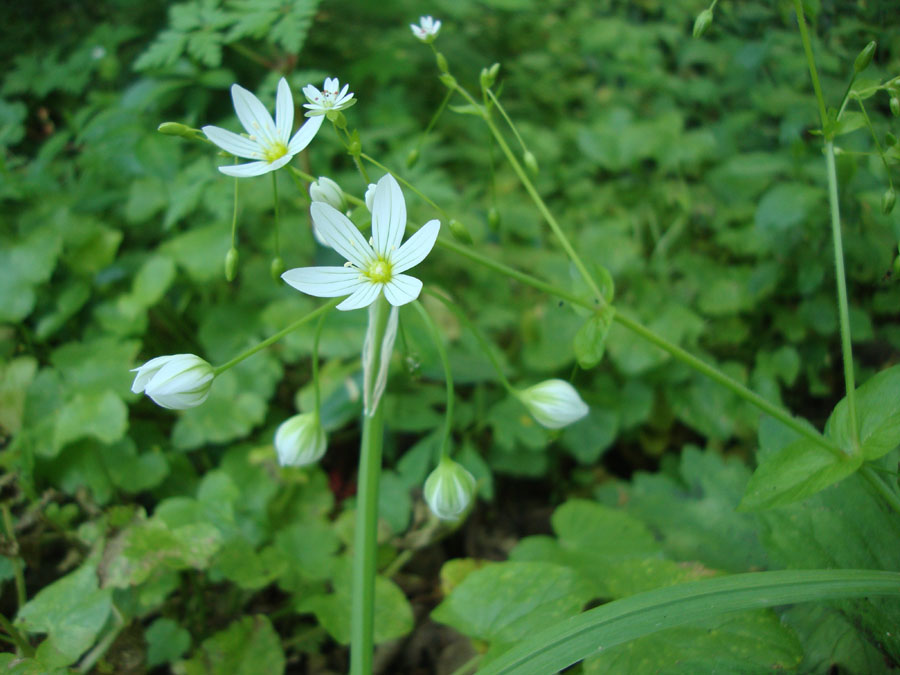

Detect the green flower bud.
[
  {"left": 436, "top": 52, "right": 449, "bottom": 74},
  {"left": 131, "top": 354, "right": 215, "bottom": 410},
  {"left": 516, "top": 379, "right": 589, "bottom": 429},
  {"left": 224, "top": 247, "right": 238, "bottom": 282},
  {"left": 274, "top": 413, "right": 327, "bottom": 467},
  {"left": 406, "top": 148, "right": 420, "bottom": 169},
  {"left": 439, "top": 73, "right": 457, "bottom": 89},
  {"left": 488, "top": 206, "right": 501, "bottom": 230},
  {"left": 480, "top": 64, "right": 501, "bottom": 90},
  {"left": 693, "top": 8, "right": 714, "bottom": 39},
  {"left": 523, "top": 150, "right": 539, "bottom": 176},
  {"left": 883, "top": 187, "right": 896, "bottom": 215},
  {"left": 854, "top": 41, "right": 876, "bottom": 74},
  {"left": 424, "top": 456, "right": 477, "bottom": 521},
  {"left": 489, "top": 62, "right": 500, "bottom": 81},
  {"left": 891, "top": 97, "right": 900, "bottom": 118},
  {"left": 270, "top": 256, "right": 285, "bottom": 281},
  {"left": 449, "top": 218, "right": 473, "bottom": 245},
  {"left": 157, "top": 122, "right": 198, "bottom": 138},
  {"left": 348, "top": 139, "right": 362, "bottom": 156}
]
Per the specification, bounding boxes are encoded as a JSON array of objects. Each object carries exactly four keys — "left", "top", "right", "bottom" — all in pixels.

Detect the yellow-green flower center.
[
  {"left": 263, "top": 141, "right": 289, "bottom": 163},
  {"left": 365, "top": 258, "right": 392, "bottom": 284}
]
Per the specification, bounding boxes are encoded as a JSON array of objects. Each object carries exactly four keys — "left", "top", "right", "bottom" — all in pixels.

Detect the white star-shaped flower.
[
  {"left": 302, "top": 77, "right": 356, "bottom": 117},
  {"left": 410, "top": 16, "right": 441, "bottom": 42},
  {"left": 202, "top": 77, "right": 324, "bottom": 178},
  {"left": 282, "top": 174, "right": 440, "bottom": 311}
]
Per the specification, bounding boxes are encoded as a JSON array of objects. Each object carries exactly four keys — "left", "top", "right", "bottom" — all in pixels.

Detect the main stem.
[{"left": 350, "top": 296, "right": 390, "bottom": 675}]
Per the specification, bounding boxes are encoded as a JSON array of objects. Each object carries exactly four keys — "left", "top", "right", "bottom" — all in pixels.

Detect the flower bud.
[
  {"left": 224, "top": 247, "right": 238, "bottom": 281},
  {"left": 364, "top": 183, "right": 377, "bottom": 212},
  {"left": 439, "top": 73, "right": 457, "bottom": 89},
  {"left": 854, "top": 41, "right": 876, "bottom": 74},
  {"left": 886, "top": 132, "right": 898, "bottom": 147},
  {"left": 488, "top": 206, "right": 501, "bottom": 230},
  {"left": 436, "top": 52, "right": 449, "bottom": 74},
  {"left": 449, "top": 219, "right": 473, "bottom": 245},
  {"left": 347, "top": 139, "right": 362, "bottom": 156},
  {"left": 693, "top": 9, "right": 713, "bottom": 38},
  {"left": 157, "top": 122, "right": 198, "bottom": 138},
  {"left": 883, "top": 187, "right": 896, "bottom": 215},
  {"left": 480, "top": 67, "right": 494, "bottom": 90},
  {"left": 515, "top": 379, "right": 589, "bottom": 429},
  {"left": 406, "top": 148, "right": 420, "bottom": 168},
  {"left": 891, "top": 97, "right": 900, "bottom": 118},
  {"left": 309, "top": 176, "right": 347, "bottom": 211},
  {"left": 270, "top": 256, "right": 285, "bottom": 280},
  {"left": 274, "top": 413, "right": 327, "bottom": 467},
  {"left": 424, "top": 457, "right": 476, "bottom": 521},
  {"left": 523, "top": 150, "right": 539, "bottom": 176},
  {"left": 131, "top": 354, "right": 215, "bottom": 410}
]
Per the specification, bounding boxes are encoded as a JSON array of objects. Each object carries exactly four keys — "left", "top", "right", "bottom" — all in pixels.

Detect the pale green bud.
[
  {"left": 488, "top": 206, "right": 501, "bottom": 230},
  {"left": 439, "top": 73, "right": 457, "bottom": 89},
  {"left": 406, "top": 148, "right": 420, "bottom": 169},
  {"left": 224, "top": 247, "right": 238, "bottom": 282},
  {"left": 424, "top": 456, "right": 477, "bottom": 521},
  {"left": 523, "top": 150, "right": 539, "bottom": 176},
  {"left": 693, "top": 9, "right": 713, "bottom": 38},
  {"left": 854, "top": 41, "right": 876, "bottom": 74},
  {"left": 883, "top": 187, "right": 896, "bottom": 215},
  {"left": 516, "top": 379, "right": 589, "bottom": 429},
  {"left": 480, "top": 63, "right": 500, "bottom": 90},
  {"left": 309, "top": 176, "right": 347, "bottom": 212},
  {"left": 131, "top": 354, "right": 215, "bottom": 410},
  {"left": 449, "top": 219, "right": 473, "bottom": 245},
  {"left": 271, "top": 256, "right": 285, "bottom": 281},
  {"left": 274, "top": 413, "right": 327, "bottom": 467},
  {"left": 891, "top": 97, "right": 900, "bottom": 118},
  {"left": 436, "top": 52, "right": 449, "bottom": 74},
  {"left": 157, "top": 122, "right": 198, "bottom": 138}
]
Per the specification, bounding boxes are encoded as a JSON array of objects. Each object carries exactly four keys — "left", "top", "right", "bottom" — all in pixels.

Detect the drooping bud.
[
  {"left": 423, "top": 456, "right": 477, "bottom": 521},
  {"left": 406, "top": 148, "right": 420, "bottom": 169},
  {"left": 488, "top": 207, "right": 501, "bottom": 230},
  {"left": 157, "top": 122, "right": 198, "bottom": 138},
  {"left": 224, "top": 247, "right": 238, "bottom": 281},
  {"left": 439, "top": 73, "right": 457, "bottom": 89},
  {"left": 131, "top": 354, "right": 215, "bottom": 410},
  {"left": 883, "top": 187, "right": 896, "bottom": 215},
  {"left": 270, "top": 256, "right": 285, "bottom": 281},
  {"left": 449, "top": 219, "right": 473, "bottom": 245},
  {"left": 436, "top": 52, "right": 449, "bottom": 74},
  {"left": 515, "top": 379, "right": 589, "bottom": 429},
  {"left": 309, "top": 176, "right": 347, "bottom": 212},
  {"left": 891, "top": 97, "right": 900, "bottom": 118},
  {"left": 274, "top": 413, "right": 327, "bottom": 467},
  {"left": 693, "top": 8, "right": 713, "bottom": 38},
  {"left": 523, "top": 150, "right": 539, "bottom": 176},
  {"left": 853, "top": 41, "right": 876, "bottom": 74}
]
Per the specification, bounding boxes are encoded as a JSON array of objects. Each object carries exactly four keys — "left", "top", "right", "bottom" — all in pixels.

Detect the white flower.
[
  {"left": 424, "top": 457, "right": 476, "bottom": 521},
  {"left": 202, "top": 77, "right": 324, "bottom": 178},
  {"left": 274, "top": 413, "right": 327, "bottom": 467},
  {"left": 282, "top": 174, "right": 440, "bottom": 311},
  {"left": 516, "top": 379, "right": 589, "bottom": 429},
  {"left": 302, "top": 77, "right": 356, "bottom": 117},
  {"left": 411, "top": 16, "right": 441, "bottom": 42},
  {"left": 309, "top": 176, "right": 346, "bottom": 212},
  {"left": 131, "top": 354, "right": 215, "bottom": 410}
]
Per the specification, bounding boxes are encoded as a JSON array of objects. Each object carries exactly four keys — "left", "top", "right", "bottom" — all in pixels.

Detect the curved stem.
[
  {"left": 416, "top": 90, "right": 453, "bottom": 152},
  {"left": 412, "top": 300, "right": 454, "bottom": 458}
]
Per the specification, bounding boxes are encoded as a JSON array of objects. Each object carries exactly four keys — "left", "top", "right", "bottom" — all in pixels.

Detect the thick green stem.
[
  {"left": 213, "top": 299, "right": 340, "bottom": 375},
  {"left": 350, "top": 296, "right": 390, "bottom": 675},
  {"left": 412, "top": 301, "right": 454, "bottom": 457}
]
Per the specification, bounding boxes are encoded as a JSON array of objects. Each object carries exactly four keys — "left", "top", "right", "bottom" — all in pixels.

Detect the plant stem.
[
  {"left": 793, "top": 0, "right": 828, "bottom": 129},
  {"left": 213, "top": 299, "right": 340, "bottom": 375},
  {"left": 312, "top": 313, "right": 326, "bottom": 419},
  {"left": 416, "top": 90, "right": 453, "bottom": 152},
  {"left": 860, "top": 466, "right": 900, "bottom": 515},
  {"left": 1, "top": 505, "right": 26, "bottom": 609},
  {"left": 0, "top": 612, "right": 33, "bottom": 657},
  {"left": 485, "top": 89, "right": 529, "bottom": 156},
  {"left": 412, "top": 301, "right": 454, "bottom": 457},
  {"left": 272, "top": 171, "right": 281, "bottom": 261},
  {"left": 230, "top": 166, "right": 239, "bottom": 248},
  {"left": 359, "top": 153, "right": 449, "bottom": 220},
  {"left": 350, "top": 296, "right": 390, "bottom": 675}
]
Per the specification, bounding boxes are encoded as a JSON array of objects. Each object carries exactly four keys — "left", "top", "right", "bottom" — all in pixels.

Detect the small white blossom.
[
  {"left": 282, "top": 174, "right": 440, "bottom": 311},
  {"left": 516, "top": 379, "right": 589, "bottom": 429},
  {"left": 302, "top": 77, "right": 356, "bottom": 117},
  {"left": 309, "top": 176, "right": 346, "bottom": 212},
  {"left": 202, "top": 77, "right": 324, "bottom": 178},
  {"left": 274, "top": 413, "right": 327, "bottom": 467},
  {"left": 424, "top": 457, "right": 476, "bottom": 521},
  {"left": 131, "top": 354, "right": 215, "bottom": 410},
  {"left": 411, "top": 16, "right": 441, "bottom": 42}
]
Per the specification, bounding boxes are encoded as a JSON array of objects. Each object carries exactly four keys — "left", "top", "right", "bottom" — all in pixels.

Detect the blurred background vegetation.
[{"left": 2, "top": 0, "right": 900, "bottom": 672}]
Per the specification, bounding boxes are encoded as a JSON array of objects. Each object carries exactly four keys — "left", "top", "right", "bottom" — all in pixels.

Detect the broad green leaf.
[
  {"left": 832, "top": 111, "right": 866, "bottom": 137},
  {"left": 51, "top": 337, "right": 140, "bottom": 397},
  {"left": 738, "top": 437, "right": 861, "bottom": 511},
  {"left": 132, "top": 254, "right": 176, "bottom": 308},
  {"left": 0, "top": 227, "right": 61, "bottom": 322},
  {"left": 54, "top": 390, "right": 128, "bottom": 452},
  {"left": 0, "top": 356, "right": 37, "bottom": 435},
  {"left": 573, "top": 306, "right": 616, "bottom": 369},
  {"left": 146, "top": 618, "right": 191, "bottom": 668},
  {"left": 213, "top": 540, "right": 286, "bottom": 590},
  {"left": 273, "top": 520, "right": 340, "bottom": 588},
  {"left": 174, "top": 615, "right": 284, "bottom": 675},
  {"left": 34, "top": 281, "right": 91, "bottom": 341},
  {"left": 754, "top": 183, "right": 822, "bottom": 240},
  {"left": 826, "top": 364, "right": 900, "bottom": 460}
]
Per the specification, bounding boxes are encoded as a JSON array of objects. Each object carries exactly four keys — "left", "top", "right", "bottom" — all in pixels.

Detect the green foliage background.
[{"left": 2, "top": 0, "right": 900, "bottom": 672}]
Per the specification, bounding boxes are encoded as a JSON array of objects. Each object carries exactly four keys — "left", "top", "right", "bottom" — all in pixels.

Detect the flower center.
[
  {"left": 365, "top": 258, "right": 392, "bottom": 284},
  {"left": 263, "top": 141, "right": 289, "bottom": 163}
]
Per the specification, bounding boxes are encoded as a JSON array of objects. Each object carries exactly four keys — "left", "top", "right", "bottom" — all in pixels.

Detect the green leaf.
[
  {"left": 273, "top": 520, "right": 339, "bottom": 588},
  {"left": 146, "top": 618, "right": 191, "bottom": 668},
  {"left": 0, "top": 356, "right": 37, "bottom": 435},
  {"left": 826, "top": 364, "right": 900, "bottom": 460},
  {"left": 754, "top": 183, "right": 822, "bottom": 241},
  {"left": 0, "top": 226, "right": 61, "bottom": 322},
  {"left": 174, "top": 615, "right": 284, "bottom": 675},
  {"left": 131, "top": 254, "right": 176, "bottom": 308},
  {"left": 54, "top": 390, "right": 128, "bottom": 453},
  {"left": 475, "top": 570, "right": 900, "bottom": 675},
  {"left": 16, "top": 559, "right": 113, "bottom": 667},
  {"left": 227, "top": 0, "right": 321, "bottom": 54},
  {"left": 738, "top": 437, "right": 861, "bottom": 511},
  {"left": 573, "top": 306, "right": 616, "bottom": 369},
  {"left": 832, "top": 111, "right": 867, "bottom": 137}
]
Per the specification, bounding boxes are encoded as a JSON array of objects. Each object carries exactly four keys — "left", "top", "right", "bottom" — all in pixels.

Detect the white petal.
[
  {"left": 337, "top": 282, "right": 383, "bottom": 311},
  {"left": 288, "top": 114, "right": 324, "bottom": 154},
  {"left": 219, "top": 157, "right": 287, "bottom": 178},
  {"left": 303, "top": 84, "right": 322, "bottom": 102},
  {"left": 391, "top": 219, "right": 440, "bottom": 274},
  {"left": 202, "top": 125, "right": 263, "bottom": 159},
  {"left": 281, "top": 266, "right": 364, "bottom": 297},
  {"left": 310, "top": 202, "right": 374, "bottom": 268},
  {"left": 383, "top": 274, "right": 422, "bottom": 306},
  {"left": 371, "top": 174, "right": 406, "bottom": 256},
  {"left": 274, "top": 77, "right": 293, "bottom": 143},
  {"left": 231, "top": 83, "right": 278, "bottom": 148}
]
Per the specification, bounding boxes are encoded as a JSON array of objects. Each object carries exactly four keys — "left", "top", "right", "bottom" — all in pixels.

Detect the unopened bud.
[
  {"left": 224, "top": 247, "right": 238, "bottom": 281},
  {"left": 424, "top": 456, "right": 476, "bottom": 521},
  {"left": 274, "top": 413, "right": 327, "bottom": 467},
  {"left": 693, "top": 9, "right": 713, "bottom": 39},
  {"left": 131, "top": 354, "right": 215, "bottom": 410},
  {"left": 883, "top": 187, "right": 896, "bottom": 215},
  {"left": 480, "top": 64, "right": 500, "bottom": 90},
  {"left": 439, "top": 73, "right": 457, "bottom": 89},
  {"left": 449, "top": 219, "right": 473, "bottom": 245},
  {"left": 347, "top": 139, "right": 362, "bottom": 156},
  {"left": 270, "top": 256, "right": 284, "bottom": 281},
  {"left": 406, "top": 148, "right": 420, "bottom": 169},
  {"left": 891, "top": 97, "right": 900, "bottom": 118},
  {"left": 523, "top": 150, "right": 539, "bottom": 176},
  {"left": 158, "top": 122, "right": 198, "bottom": 138},
  {"left": 436, "top": 52, "right": 449, "bottom": 74},
  {"left": 516, "top": 379, "right": 589, "bottom": 429},
  {"left": 854, "top": 41, "right": 876, "bottom": 74},
  {"left": 309, "top": 176, "right": 346, "bottom": 211},
  {"left": 488, "top": 207, "right": 501, "bottom": 230}
]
